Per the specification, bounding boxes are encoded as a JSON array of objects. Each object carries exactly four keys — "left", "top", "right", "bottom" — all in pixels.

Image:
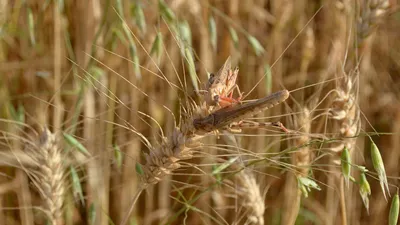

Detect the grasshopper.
[
  {"left": 205, "top": 56, "right": 243, "bottom": 109},
  {"left": 194, "top": 90, "right": 290, "bottom": 132}
]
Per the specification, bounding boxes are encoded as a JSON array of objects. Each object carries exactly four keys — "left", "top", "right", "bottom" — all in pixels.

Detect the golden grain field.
[{"left": 0, "top": 0, "right": 399, "bottom": 225}]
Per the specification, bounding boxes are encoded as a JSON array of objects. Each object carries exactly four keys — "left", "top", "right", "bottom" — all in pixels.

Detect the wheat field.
[{"left": 0, "top": 0, "right": 399, "bottom": 225}]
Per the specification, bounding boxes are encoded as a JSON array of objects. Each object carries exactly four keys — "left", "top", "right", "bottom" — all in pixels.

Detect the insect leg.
[{"left": 229, "top": 120, "right": 290, "bottom": 133}]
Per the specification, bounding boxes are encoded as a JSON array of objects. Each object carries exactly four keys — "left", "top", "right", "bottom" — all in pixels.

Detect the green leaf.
[
  {"left": 27, "top": 8, "right": 36, "bottom": 46},
  {"left": 209, "top": 16, "right": 217, "bottom": 51},
  {"left": 228, "top": 26, "right": 239, "bottom": 49},
  {"left": 298, "top": 177, "right": 321, "bottom": 198},
  {"left": 112, "top": 26, "right": 128, "bottom": 45},
  {"left": 135, "top": 163, "right": 144, "bottom": 176},
  {"left": 121, "top": 21, "right": 142, "bottom": 80},
  {"left": 130, "top": 44, "right": 141, "bottom": 80},
  {"left": 184, "top": 47, "right": 199, "bottom": 92},
  {"left": 370, "top": 138, "right": 389, "bottom": 200},
  {"left": 8, "top": 103, "right": 25, "bottom": 124},
  {"left": 341, "top": 147, "right": 351, "bottom": 187},
  {"left": 113, "top": 144, "right": 123, "bottom": 170},
  {"left": 129, "top": 217, "right": 139, "bottom": 225},
  {"left": 89, "top": 66, "right": 105, "bottom": 80},
  {"left": 158, "top": 0, "right": 176, "bottom": 23},
  {"left": 359, "top": 172, "right": 371, "bottom": 212},
  {"left": 57, "top": 0, "right": 65, "bottom": 12},
  {"left": 132, "top": 3, "right": 146, "bottom": 34},
  {"left": 389, "top": 193, "right": 399, "bottom": 225},
  {"left": 264, "top": 64, "right": 272, "bottom": 94},
  {"left": 115, "top": 0, "right": 124, "bottom": 16},
  {"left": 179, "top": 21, "right": 192, "bottom": 44},
  {"left": 70, "top": 166, "right": 85, "bottom": 206},
  {"left": 177, "top": 20, "right": 192, "bottom": 55},
  {"left": 63, "top": 133, "right": 91, "bottom": 156},
  {"left": 247, "top": 35, "right": 265, "bottom": 56},
  {"left": 41, "top": 0, "right": 52, "bottom": 11},
  {"left": 355, "top": 165, "right": 368, "bottom": 173},
  {"left": 89, "top": 203, "right": 96, "bottom": 225},
  {"left": 16, "top": 104, "right": 25, "bottom": 124},
  {"left": 211, "top": 165, "right": 222, "bottom": 184},
  {"left": 150, "top": 32, "right": 163, "bottom": 64},
  {"left": 212, "top": 157, "right": 239, "bottom": 175}
]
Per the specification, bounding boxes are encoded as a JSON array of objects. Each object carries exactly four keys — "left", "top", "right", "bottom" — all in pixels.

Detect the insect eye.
[
  {"left": 208, "top": 73, "right": 215, "bottom": 84},
  {"left": 213, "top": 95, "right": 220, "bottom": 102}
]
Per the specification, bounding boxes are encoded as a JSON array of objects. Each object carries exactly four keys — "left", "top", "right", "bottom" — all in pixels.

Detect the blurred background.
[{"left": 0, "top": 0, "right": 399, "bottom": 224}]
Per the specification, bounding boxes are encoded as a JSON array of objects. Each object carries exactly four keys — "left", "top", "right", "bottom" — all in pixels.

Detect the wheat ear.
[
  {"left": 141, "top": 103, "right": 209, "bottom": 186},
  {"left": 234, "top": 169, "right": 265, "bottom": 225},
  {"left": 282, "top": 107, "right": 312, "bottom": 225},
  {"left": 292, "top": 108, "right": 312, "bottom": 177},
  {"left": 120, "top": 103, "right": 213, "bottom": 225},
  {"left": 30, "top": 128, "right": 65, "bottom": 225},
  {"left": 328, "top": 72, "right": 360, "bottom": 225},
  {"left": 358, "top": 0, "right": 390, "bottom": 45},
  {"left": 329, "top": 74, "right": 360, "bottom": 167}
]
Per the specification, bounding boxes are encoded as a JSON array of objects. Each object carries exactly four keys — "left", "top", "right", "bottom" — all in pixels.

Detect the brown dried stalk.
[{"left": 29, "top": 128, "right": 65, "bottom": 225}]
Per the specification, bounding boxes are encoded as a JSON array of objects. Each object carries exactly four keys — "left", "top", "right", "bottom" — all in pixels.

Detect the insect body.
[
  {"left": 194, "top": 90, "right": 290, "bottom": 132},
  {"left": 205, "top": 56, "right": 242, "bottom": 108}
]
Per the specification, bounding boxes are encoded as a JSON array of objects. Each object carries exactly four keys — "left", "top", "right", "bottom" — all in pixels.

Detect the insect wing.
[
  {"left": 225, "top": 67, "right": 239, "bottom": 93},
  {"left": 194, "top": 90, "right": 289, "bottom": 131},
  {"left": 210, "top": 56, "right": 231, "bottom": 88}
]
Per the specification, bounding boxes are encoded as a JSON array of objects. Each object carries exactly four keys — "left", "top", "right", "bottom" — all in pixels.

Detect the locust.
[
  {"left": 205, "top": 56, "right": 243, "bottom": 109},
  {"left": 194, "top": 90, "right": 290, "bottom": 133}
]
